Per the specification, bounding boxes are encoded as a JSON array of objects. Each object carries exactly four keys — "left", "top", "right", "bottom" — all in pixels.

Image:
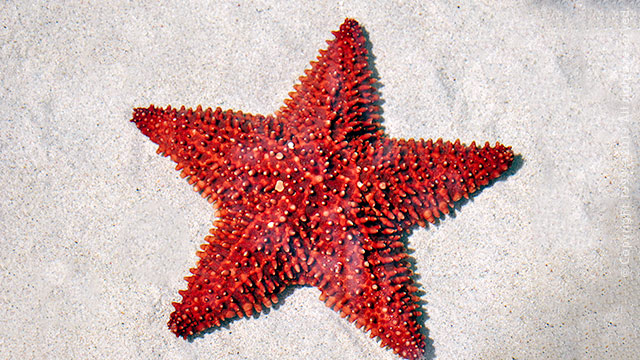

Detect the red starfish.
[{"left": 132, "top": 18, "right": 514, "bottom": 360}]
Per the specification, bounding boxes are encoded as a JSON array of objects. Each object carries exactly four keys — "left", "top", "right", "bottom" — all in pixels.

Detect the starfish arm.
[
  {"left": 132, "top": 105, "right": 311, "bottom": 336},
  {"left": 360, "top": 239, "right": 426, "bottom": 360},
  {"left": 132, "top": 105, "right": 289, "bottom": 207},
  {"left": 306, "top": 229, "right": 425, "bottom": 360},
  {"left": 168, "top": 209, "right": 302, "bottom": 337},
  {"left": 358, "top": 137, "right": 514, "bottom": 231},
  {"left": 277, "top": 18, "right": 382, "bottom": 143}
]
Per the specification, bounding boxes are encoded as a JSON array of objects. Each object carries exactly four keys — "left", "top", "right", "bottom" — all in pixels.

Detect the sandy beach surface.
[{"left": 1, "top": 1, "right": 638, "bottom": 359}]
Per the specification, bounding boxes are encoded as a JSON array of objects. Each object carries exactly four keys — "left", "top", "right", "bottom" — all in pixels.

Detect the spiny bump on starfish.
[{"left": 131, "top": 18, "right": 514, "bottom": 360}]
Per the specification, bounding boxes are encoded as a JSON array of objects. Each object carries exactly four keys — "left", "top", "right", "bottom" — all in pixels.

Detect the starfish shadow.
[
  {"left": 397, "top": 227, "right": 434, "bottom": 360},
  {"left": 361, "top": 24, "right": 386, "bottom": 132},
  {"left": 399, "top": 153, "right": 521, "bottom": 360},
  {"left": 361, "top": 26, "right": 439, "bottom": 360},
  {"left": 185, "top": 284, "right": 301, "bottom": 342},
  {"left": 451, "top": 153, "right": 522, "bottom": 212}
]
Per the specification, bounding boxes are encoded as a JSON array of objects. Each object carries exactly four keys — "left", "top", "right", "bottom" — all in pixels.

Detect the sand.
[{"left": 1, "top": 1, "right": 638, "bottom": 359}]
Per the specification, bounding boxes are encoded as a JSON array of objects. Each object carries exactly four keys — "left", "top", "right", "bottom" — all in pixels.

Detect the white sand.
[{"left": 1, "top": 1, "right": 638, "bottom": 359}]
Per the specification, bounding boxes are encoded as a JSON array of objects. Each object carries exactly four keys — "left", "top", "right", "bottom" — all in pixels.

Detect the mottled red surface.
[{"left": 132, "top": 18, "right": 514, "bottom": 360}]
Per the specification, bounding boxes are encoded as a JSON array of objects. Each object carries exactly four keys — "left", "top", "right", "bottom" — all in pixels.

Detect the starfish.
[{"left": 131, "top": 18, "right": 514, "bottom": 360}]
